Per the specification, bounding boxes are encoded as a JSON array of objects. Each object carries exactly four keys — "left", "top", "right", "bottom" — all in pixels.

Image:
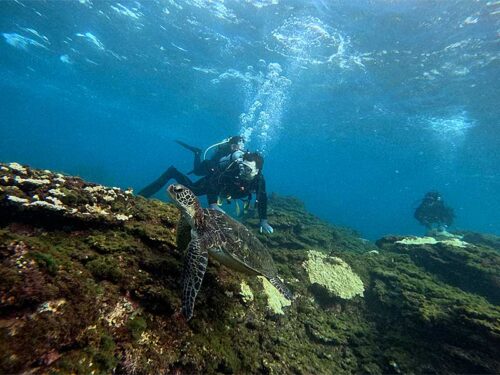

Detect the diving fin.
[
  {"left": 175, "top": 140, "right": 202, "bottom": 155},
  {"left": 235, "top": 200, "right": 241, "bottom": 217},
  {"left": 243, "top": 200, "right": 250, "bottom": 214}
]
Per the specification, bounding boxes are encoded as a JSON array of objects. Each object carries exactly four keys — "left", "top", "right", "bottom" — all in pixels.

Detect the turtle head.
[{"left": 167, "top": 184, "right": 200, "bottom": 220}]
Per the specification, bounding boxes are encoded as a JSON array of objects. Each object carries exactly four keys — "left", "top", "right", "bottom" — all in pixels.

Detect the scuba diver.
[
  {"left": 137, "top": 136, "right": 274, "bottom": 234},
  {"left": 176, "top": 135, "right": 246, "bottom": 177},
  {"left": 414, "top": 191, "right": 455, "bottom": 231}
]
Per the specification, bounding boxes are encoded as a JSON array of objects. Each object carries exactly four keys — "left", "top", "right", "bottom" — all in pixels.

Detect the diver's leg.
[
  {"left": 175, "top": 140, "right": 205, "bottom": 176},
  {"left": 169, "top": 168, "right": 197, "bottom": 188},
  {"left": 138, "top": 166, "right": 193, "bottom": 198},
  {"left": 190, "top": 153, "right": 205, "bottom": 176},
  {"left": 201, "top": 178, "right": 222, "bottom": 211},
  {"left": 186, "top": 177, "right": 209, "bottom": 197},
  {"left": 175, "top": 140, "right": 201, "bottom": 155}
]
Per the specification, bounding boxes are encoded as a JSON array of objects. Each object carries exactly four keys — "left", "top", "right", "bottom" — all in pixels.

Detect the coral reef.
[{"left": 1, "top": 162, "right": 499, "bottom": 374}]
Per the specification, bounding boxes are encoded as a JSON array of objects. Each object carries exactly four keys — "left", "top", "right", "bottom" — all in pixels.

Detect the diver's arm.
[{"left": 255, "top": 174, "right": 267, "bottom": 219}]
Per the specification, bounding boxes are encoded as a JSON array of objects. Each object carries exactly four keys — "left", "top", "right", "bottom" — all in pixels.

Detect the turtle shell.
[{"left": 199, "top": 209, "right": 278, "bottom": 278}]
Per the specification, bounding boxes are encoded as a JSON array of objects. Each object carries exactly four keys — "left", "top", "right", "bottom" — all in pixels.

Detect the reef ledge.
[{"left": 1, "top": 162, "right": 499, "bottom": 374}]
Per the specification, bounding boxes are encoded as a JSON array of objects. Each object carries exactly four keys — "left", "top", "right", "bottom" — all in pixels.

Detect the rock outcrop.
[{"left": 1, "top": 162, "right": 499, "bottom": 374}]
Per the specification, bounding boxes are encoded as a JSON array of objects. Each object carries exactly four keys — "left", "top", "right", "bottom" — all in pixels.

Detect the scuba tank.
[{"left": 203, "top": 137, "right": 232, "bottom": 160}]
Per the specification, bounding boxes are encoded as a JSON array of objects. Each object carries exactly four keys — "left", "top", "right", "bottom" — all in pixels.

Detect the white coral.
[
  {"left": 33, "top": 178, "right": 52, "bottom": 185},
  {"left": 85, "top": 204, "right": 109, "bottom": 216},
  {"left": 104, "top": 298, "right": 134, "bottom": 327},
  {"left": 7, "top": 195, "right": 29, "bottom": 204},
  {"left": 46, "top": 196, "right": 64, "bottom": 206},
  {"left": 395, "top": 236, "right": 469, "bottom": 248},
  {"left": 8, "top": 162, "right": 27, "bottom": 174},
  {"left": 84, "top": 185, "right": 105, "bottom": 193},
  {"left": 115, "top": 214, "right": 131, "bottom": 221},
  {"left": 48, "top": 188, "right": 66, "bottom": 197},
  {"left": 14, "top": 176, "right": 51, "bottom": 185},
  {"left": 30, "top": 201, "right": 66, "bottom": 211}
]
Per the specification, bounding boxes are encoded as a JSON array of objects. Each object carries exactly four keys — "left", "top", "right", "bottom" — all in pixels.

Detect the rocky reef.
[{"left": 1, "top": 162, "right": 499, "bottom": 374}]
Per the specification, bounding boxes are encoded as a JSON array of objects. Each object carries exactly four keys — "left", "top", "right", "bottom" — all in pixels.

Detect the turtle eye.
[{"left": 174, "top": 186, "right": 183, "bottom": 193}]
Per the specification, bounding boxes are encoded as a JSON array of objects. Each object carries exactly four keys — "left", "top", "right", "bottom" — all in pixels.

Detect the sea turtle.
[{"left": 167, "top": 183, "right": 292, "bottom": 320}]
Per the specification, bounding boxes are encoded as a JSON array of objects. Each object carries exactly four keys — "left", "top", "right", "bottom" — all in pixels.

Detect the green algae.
[
  {"left": 127, "top": 315, "right": 147, "bottom": 340},
  {"left": 86, "top": 256, "right": 125, "bottom": 282},
  {"left": 31, "top": 251, "right": 58, "bottom": 275},
  {"left": 378, "top": 235, "right": 500, "bottom": 305}
]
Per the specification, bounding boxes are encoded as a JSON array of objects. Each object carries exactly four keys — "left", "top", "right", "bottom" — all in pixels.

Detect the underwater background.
[{"left": 0, "top": 0, "right": 499, "bottom": 240}]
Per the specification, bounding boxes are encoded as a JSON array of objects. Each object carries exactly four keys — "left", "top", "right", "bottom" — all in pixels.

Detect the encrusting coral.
[
  {"left": 395, "top": 235, "right": 469, "bottom": 248},
  {"left": 258, "top": 276, "right": 292, "bottom": 315},
  {"left": 303, "top": 250, "right": 364, "bottom": 300}
]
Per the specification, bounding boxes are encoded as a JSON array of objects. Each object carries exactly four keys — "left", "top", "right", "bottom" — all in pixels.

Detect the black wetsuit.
[
  {"left": 210, "top": 164, "right": 268, "bottom": 220},
  {"left": 414, "top": 194, "right": 454, "bottom": 229},
  {"left": 138, "top": 156, "right": 268, "bottom": 220}
]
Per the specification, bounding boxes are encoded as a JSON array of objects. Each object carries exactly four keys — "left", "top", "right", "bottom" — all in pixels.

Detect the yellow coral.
[
  {"left": 259, "top": 276, "right": 291, "bottom": 315},
  {"left": 239, "top": 280, "right": 254, "bottom": 304},
  {"left": 396, "top": 236, "right": 469, "bottom": 248},
  {"left": 303, "top": 250, "right": 364, "bottom": 300}
]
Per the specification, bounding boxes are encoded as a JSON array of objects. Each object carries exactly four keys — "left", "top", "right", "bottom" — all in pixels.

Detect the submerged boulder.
[{"left": 1, "top": 162, "right": 499, "bottom": 374}]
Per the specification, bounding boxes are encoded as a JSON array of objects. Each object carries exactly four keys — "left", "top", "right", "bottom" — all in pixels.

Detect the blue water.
[{"left": 1, "top": 0, "right": 499, "bottom": 240}]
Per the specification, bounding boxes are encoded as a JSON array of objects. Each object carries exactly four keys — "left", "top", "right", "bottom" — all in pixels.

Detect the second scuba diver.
[
  {"left": 414, "top": 191, "right": 455, "bottom": 232},
  {"left": 137, "top": 136, "right": 274, "bottom": 234}
]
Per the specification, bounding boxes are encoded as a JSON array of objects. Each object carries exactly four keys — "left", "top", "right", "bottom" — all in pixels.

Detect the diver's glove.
[
  {"left": 259, "top": 219, "right": 274, "bottom": 234},
  {"left": 209, "top": 203, "right": 225, "bottom": 213}
]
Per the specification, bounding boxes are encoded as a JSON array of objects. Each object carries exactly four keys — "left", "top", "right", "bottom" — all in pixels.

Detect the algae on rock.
[{"left": 1, "top": 162, "right": 500, "bottom": 375}]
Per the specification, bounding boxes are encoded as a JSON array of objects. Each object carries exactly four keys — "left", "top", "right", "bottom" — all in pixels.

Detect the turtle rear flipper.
[
  {"left": 268, "top": 276, "right": 293, "bottom": 300},
  {"left": 182, "top": 239, "right": 208, "bottom": 320}
]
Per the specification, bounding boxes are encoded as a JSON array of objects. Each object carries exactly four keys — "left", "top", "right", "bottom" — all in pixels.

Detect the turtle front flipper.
[{"left": 182, "top": 238, "right": 208, "bottom": 320}]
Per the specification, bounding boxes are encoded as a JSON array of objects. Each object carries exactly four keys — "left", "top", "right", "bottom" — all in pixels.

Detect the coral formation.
[
  {"left": 1, "top": 162, "right": 499, "bottom": 374},
  {"left": 258, "top": 276, "right": 291, "bottom": 315},
  {"left": 395, "top": 235, "right": 469, "bottom": 247},
  {"left": 303, "top": 250, "right": 364, "bottom": 300},
  {"left": 239, "top": 280, "right": 254, "bottom": 304}
]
